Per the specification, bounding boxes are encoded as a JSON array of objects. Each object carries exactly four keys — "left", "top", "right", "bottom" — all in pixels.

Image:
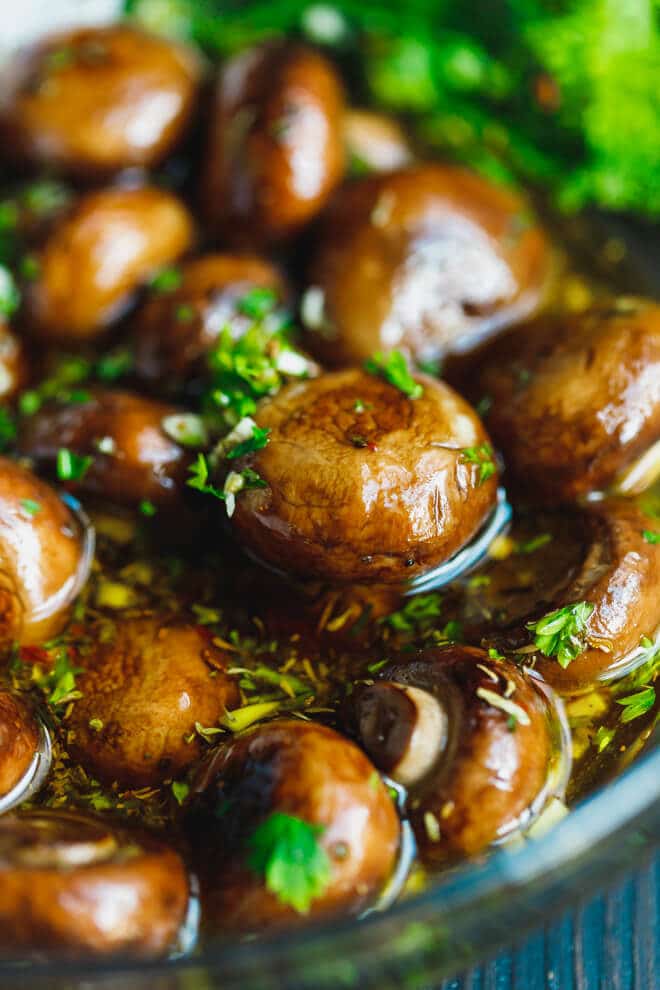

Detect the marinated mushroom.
[
  {"left": 346, "top": 645, "right": 568, "bottom": 863},
  {"left": 472, "top": 299, "right": 660, "bottom": 502},
  {"left": 67, "top": 617, "right": 239, "bottom": 787},
  {"left": 516, "top": 499, "right": 660, "bottom": 691},
  {"left": 19, "top": 388, "right": 192, "bottom": 508},
  {"left": 0, "top": 692, "right": 39, "bottom": 799},
  {"left": 0, "top": 810, "right": 189, "bottom": 957},
  {"left": 229, "top": 367, "right": 498, "bottom": 583},
  {"left": 21, "top": 185, "right": 195, "bottom": 342},
  {"left": 202, "top": 41, "right": 345, "bottom": 247},
  {"left": 0, "top": 25, "right": 201, "bottom": 179},
  {"left": 187, "top": 719, "right": 400, "bottom": 931},
  {"left": 344, "top": 109, "right": 414, "bottom": 173},
  {"left": 133, "top": 253, "right": 287, "bottom": 390},
  {"left": 0, "top": 320, "right": 27, "bottom": 401},
  {"left": 0, "top": 457, "right": 93, "bottom": 645},
  {"left": 303, "top": 164, "right": 551, "bottom": 366}
]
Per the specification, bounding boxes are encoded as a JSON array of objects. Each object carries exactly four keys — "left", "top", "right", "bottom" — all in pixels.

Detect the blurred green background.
[{"left": 125, "top": 0, "right": 660, "bottom": 218}]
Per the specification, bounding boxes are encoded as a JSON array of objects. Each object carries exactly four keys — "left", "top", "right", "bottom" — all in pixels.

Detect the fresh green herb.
[
  {"left": 149, "top": 266, "right": 182, "bottom": 293},
  {"left": 526, "top": 601, "right": 595, "bottom": 669},
  {"left": 17, "top": 354, "right": 92, "bottom": 415},
  {"left": 18, "top": 391, "right": 41, "bottom": 416},
  {"left": 175, "top": 303, "right": 195, "bottom": 323},
  {"left": 384, "top": 593, "right": 443, "bottom": 633},
  {"left": 95, "top": 349, "right": 133, "bottom": 382},
  {"left": 171, "top": 780, "right": 190, "bottom": 805},
  {"left": 191, "top": 603, "right": 222, "bottom": 625},
  {"left": 88, "top": 718, "right": 104, "bottom": 732},
  {"left": 460, "top": 444, "right": 497, "bottom": 486},
  {"left": 33, "top": 647, "right": 82, "bottom": 709},
  {"left": 417, "top": 357, "right": 442, "bottom": 377},
  {"left": 247, "top": 812, "right": 332, "bottom": 914},
  {"left": 488, "top": 647, "right": 505, "bottom": 660},
  {"left": 350, "top": 434, "right": 368, "bottom": 448},
  {"left": 19, "top": 254, "right": 40, "bottom": 280},
  {"left": 0, "top": 265, "right": 19, "bottom": 317},
  {"left": 475, "top": 396, "right": 492, "bottom": 418},
  {"left": 56, "top": 449, "right": 93, "bottom": 482},
  {"left": 642, "top": 530, "right": 660, "bottom": 544},
  {"left": 516, "top": 533, "right": 552, "bottom": 555},
  {"left": 0, "top": 408, "right": 16, "bottom": 451},
  {"left": 226, "top": 424, "right": 270, "bottom": 460},
  {"left": 353, "top": 399, "right": 367, "bottom": 413},
  {"left": 20, "top": 499, "right": 41, "bottom": 516},
  {"left": 139, "top": 500, "right": 157, "bottom": 517},
  {"left": 21, "top": 179, "right": 70, "bottom": 217},
  {"left": 616, "top": 687, "right": 656, "bottom": 723},
  {"left": 186, "top": 453, "right": 225, "bottom": 501},
  {"left": 237, "top": 287, "right": 278, "bottom": 320},
  {"left": 364, "top": 350, "right": 423, "bottom": 399},
  {"left": 594, "top": 725, "right": 616, "bottom": 753},
  {"left": 439, "top": 619, "right": 463, "bottom": 643}
]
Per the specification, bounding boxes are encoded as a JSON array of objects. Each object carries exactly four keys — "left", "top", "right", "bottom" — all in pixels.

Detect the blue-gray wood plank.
[{"left": 440, "top": 853, "right": 659, "bottom": 990}]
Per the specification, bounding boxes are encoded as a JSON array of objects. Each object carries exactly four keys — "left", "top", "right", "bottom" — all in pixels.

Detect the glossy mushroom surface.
[
  {"left": 202, "top": 41, "right": 345, "bottom": 247},
  {"left": 133, "top": 253, "right": 287, "bottom": 390},
  {"left": 187, "top": 719, "right": 399, "bottom": 931},
  {"left": 229, "top": 367, "right": 498, "bottom": 583},
  {"left": 0, "top": 25, "right": 201, "bottom": 179},
  {"left": 346, "top": 645, "right": 567, "bottom": 863},
  {"left": 0, "top": 692, "right": 40, "bottom": 798},
  {"left": 0, "top": 457, "right": 93, "bottom": 645},
  {"left": 0, "top": 810, "right": 189, "bottom": 957},
  {"left": 0, "top": 320, "right": 27, "bottom": 400},
  {"left": 67, "top": 617, "right": 239, "bottom": 787},
  {"left": 21, "top": 185, "right": 195, "bottom": 342},
  {"left": 19, "top": 388, "right": 192, "bottom": 508},
  {"left": 304, "top": 164, "right": 551, "bottom": 366},
  {"left": 472, "top": 299, "right": 660, "bottom": 502}
]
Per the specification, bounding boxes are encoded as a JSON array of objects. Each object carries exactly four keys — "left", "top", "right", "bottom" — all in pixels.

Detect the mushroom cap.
[
  {"left": 0, "top": 692, "right": 39, "bottom": 798},
  {"left": 305, "top": 163, "right": 551, "bottom": 366},
  {"left": 0, "top": 25, "right": 201, "bottom": 178},
  {"left": 231, "top": 368, "right": 498, "bottom": 583}
]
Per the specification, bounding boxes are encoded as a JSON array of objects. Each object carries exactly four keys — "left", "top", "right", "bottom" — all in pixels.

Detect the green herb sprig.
[
  {"left": 247, "top": 812, "right": 332, "bottom": 914},
  {"left": 526, "top": 601, "right": 595, "bottom": 669},
  {"left": 364, "top": 350, "right": 423, "bottom": 399}
]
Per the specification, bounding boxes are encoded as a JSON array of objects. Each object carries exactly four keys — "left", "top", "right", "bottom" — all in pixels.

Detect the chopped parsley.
[
  {"left": 56, "top": 448, "right": 93, "bottom": 482},
  {"left": 460, "top": 444, "right": 497, "bottom": 486},
  {"left": 149, "top": 266, "right": 182, "bottom": 294},
  {"left": 594, "top": 725, "right": 615, "bottom": 753},
  {"left": 175, "top": 303, "right": 195, "bottom": 323},
  {"left": 0, "top": 264, "right": 20, "bottom": 317},
  {"left": 364, "top": 350, "right": 423, "bottom": 399},
  {"left": 0, "top": 407, "right": 16, "bottom": 451},
  {"left": 171, "top": 780, "right": 190, "bottom": 805},
  {"left": 32, "top": 646, "right": 82, "bottom": 709},
  {"left": 186, "top": 453, "right": 225, "bottom": 501},
  {"left": 384, "top": 593, "right": 443, "bottom": 633},
  {"left": 616, "top": 687, "right": 655, "bottom": 723},
  {"left": 226, "top": 424, "right": 270, "bottom": 460},
  {"left": 247, "top": 812, "right": 332, "bottom": 914},
  {"left": 19, "top": 254, "right": 40, "bottom": 280},
  {"left": 526, "top": 601, "right": 595, "bottom": 669},
  {"left": 642, "top": 530, "right": 660, "bottom": 544},
  {"left": 516, "top": 533, "right": 552, "bottom": 555},
  {"left": 95, "top": 348, "right": 133, "bottom": 383},
  {"left": 237, "top": 287, "right": 279, "bottom": 320},
  {"left": 139, "top": 499, "right": 157, "bottom": 517}
]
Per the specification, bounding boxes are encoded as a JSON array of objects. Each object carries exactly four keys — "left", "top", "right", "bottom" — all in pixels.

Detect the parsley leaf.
[
  {"left": 616, "top": 687, "right": 656, "bottom": 723},
  {"left": 33, "top": 646, "right": 82, "bottom": 709},
  {"left": 226, "top": 424, "right": 270, "bottom": 460},
  {"left": 364, "top": 350, "right": 423, "bottom": 399},
  {"left": 186, "top": 453, "right": 225, "bottom": 501},
  {"left": 237, "top": 287, "right": 278, "bottom": 320},
  {"left": 460, "top": 444, "right": 497, "bottom": 486},
  {"left": 526, "top": 601, "right": 595, "bottom": 669},
  {"left": 149, "top": 266, "right": 182, "bottom": 294},
  {"left": 0, "top": 407, "right": 16, "bottom": 451},
  {"left": 247, "top": 812, "right": 332, "bottom": 914},
  {"left": 56, "top": 448, "right": 93, "bottom": 482},
  {"left": 384, "top": 593, "right": 443, "bottom": 633},
  {"left": 642, "top": 530, "right": 660, "bottom": 544},
  {"left": 0, "top": 264, "right": 20, "bottom": 317}
]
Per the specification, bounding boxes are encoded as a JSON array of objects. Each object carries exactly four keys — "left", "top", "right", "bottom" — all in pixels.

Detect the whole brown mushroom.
[
  {"left": 0, "top": 25, "right": 202, "bottom": 179},
  {"left": 303, "top": 164, "right": 551, "bottom": 366},
  {"left": 67, "top": 617, "right": 239, "bottom": 787},
  {"left": 21, "top": 185, "right": 195, "bottom": 342},
  {"left": 187, "top": 719, "right": 400, "bottom": 931},
  {"left": 0, "top": 692, "right": 40, "bottom": 800},
  {"left": 229, "top": 367, "right": 498, "bottom": 583},
  {"left": 0, "top": 810, "right": 189, "bottom": 957},
  {"left": 472, "top": 299, "right": 660, "bottom": 502},
  {"left": 202, "top": 41, "right": 345, "bottom": 247},
  {"left": 346, "top": 645, "right": 568, "bottom": 863},
  {"left": 133, "top": 253, "right": 288, "bottom": 390},
  {"left": 19, "top": 388, "right": 192, "bottom": 508},
  {"left": 0, "top": 457, "right": 93, "bottom": 646}
]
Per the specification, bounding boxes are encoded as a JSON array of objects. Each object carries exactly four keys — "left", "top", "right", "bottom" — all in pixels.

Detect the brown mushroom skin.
[
  {"left": 344, "top": 109, "right": 413, "bottom": 174},
  {"left": 21, "top": 186, "right": 195, "bottom": 342},
  {"left": 347, "top": 646, "right": 553, "bottom": 863},
  {"left": 304, "top": 164, "right": 551, "bottom": 367},
  {"left": 19, "top": 388, "right": 191, "bottom": 508},
  {"left": 0, "top": 25, "right": 201, "bottom": 179},
  {"left": 230, "top": 368, "right": 498, "bottom": 583},
  {"left": 67, "top": 617, "right": 239, "bottom": 788},
  {"left": 133, "top": 253, "right": 287, "bottom": 389},
  {"left": 0, "top": 693, "right": 39, "bottom": 797},
  {"left": 0, "top": 457, "right": 90, "bottom": 646},
  {"left": 202, "top": 41, "right": 345, "bottom": 247},
  {"left": 188, "top": 719, "right": 399, "bottom": 931},
  {"left": 472, "top": 300, "right": 660, "bottom": 502},
  {"left": 0, "top": 810, "right": 189, "bottom": 957},
  {"left": 532, "top": 499, "right": 660, "bottom": 690},
  {"left": 0, "top": 320, "right": 27, "bottom": 401}
]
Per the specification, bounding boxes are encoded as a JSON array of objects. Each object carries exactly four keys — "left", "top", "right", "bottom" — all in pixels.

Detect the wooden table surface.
[{"left": 439, "top": 852, "right": 659, "bottom": 990}]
